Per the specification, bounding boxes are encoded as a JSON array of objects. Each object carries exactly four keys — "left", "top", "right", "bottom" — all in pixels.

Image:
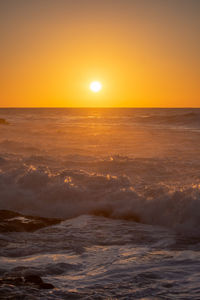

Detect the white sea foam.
[
  {"left": 0, "top": 164, "right": 200, "bottom": 234},
  {"left": 1, "top": 109, "right": 200, "bottom": 299}
]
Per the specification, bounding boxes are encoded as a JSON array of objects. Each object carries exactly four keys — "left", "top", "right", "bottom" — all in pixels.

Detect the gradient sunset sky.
[{"left": 0, "top": 0, "right": 199, "bottom": 107}]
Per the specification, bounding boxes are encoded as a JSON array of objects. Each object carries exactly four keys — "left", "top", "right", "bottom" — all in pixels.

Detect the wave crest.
[{"left": 0, "top": 165, "right": 200, "bottom": 234}]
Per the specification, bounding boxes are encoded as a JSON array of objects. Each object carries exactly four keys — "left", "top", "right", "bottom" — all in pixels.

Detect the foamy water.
[{"left": 0, "top": 108, "right": 200, "bottom": 299}]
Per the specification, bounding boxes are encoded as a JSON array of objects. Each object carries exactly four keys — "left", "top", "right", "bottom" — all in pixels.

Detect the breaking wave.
[{"left": 0, "top": 165, "right": 200, "bottom": 235}]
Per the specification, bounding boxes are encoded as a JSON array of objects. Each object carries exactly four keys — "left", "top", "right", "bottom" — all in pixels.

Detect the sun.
[{"left": 90, "top": 81, "right": 102, "bottom": 93}]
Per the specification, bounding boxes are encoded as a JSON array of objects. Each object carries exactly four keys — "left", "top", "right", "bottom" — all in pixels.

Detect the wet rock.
[
  {"left": 0, "top": 118, "right": 9, "bottom": 125},
  {"left": 0, "top": 275, "right": 54, "bottom": 290},
  {"left": 39, "top": 282, "right": 55, "bottom": 289},
  {"left": 24, "top": 275, "right": 43, "bottom": 285},
  {"left": 0, "top": 210, "right": 62, "bottom": 232},
  {"left": 24, "top": 275, "right": 54, "bottom": 289}
]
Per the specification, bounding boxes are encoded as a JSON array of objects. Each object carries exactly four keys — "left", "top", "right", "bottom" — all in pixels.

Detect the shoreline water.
[{"left": 0, "top": 108, "right": 200, "bottom": 299}]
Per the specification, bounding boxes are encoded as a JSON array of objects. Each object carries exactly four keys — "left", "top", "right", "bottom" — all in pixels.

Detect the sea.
[{"left": 0, "top": 108, "right": 200, "bottom": 299}]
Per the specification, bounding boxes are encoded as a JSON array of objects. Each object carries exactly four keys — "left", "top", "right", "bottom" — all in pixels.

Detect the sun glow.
[{"left": 90, "top": 81, "right": 102, "bottom": 93}]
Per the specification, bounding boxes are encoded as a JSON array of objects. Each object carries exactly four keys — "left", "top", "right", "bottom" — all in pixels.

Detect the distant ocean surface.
[{"left": 0, "top": 108, "right": 200, "bottom": 299}]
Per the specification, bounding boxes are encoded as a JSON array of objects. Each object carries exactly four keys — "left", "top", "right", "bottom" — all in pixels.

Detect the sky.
[{"left": 0, "top": 0, "right": 199, "bottom": 107}]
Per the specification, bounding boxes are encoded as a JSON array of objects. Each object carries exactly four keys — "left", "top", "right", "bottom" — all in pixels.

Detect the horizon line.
[{"left": 0, "top": 106, "right": 200, "bottom": 109}]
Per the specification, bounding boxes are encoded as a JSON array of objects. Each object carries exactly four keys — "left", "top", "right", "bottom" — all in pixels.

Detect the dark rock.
[
  {"left": 39, "top": 282, "right": 55, "bottom": 289},
  {"left": 0, "top": 210, "right": 21, "bottom": 219},
  {"left": 0, "top": 209, "right": 62, "bottom": 233},
  {"left": 24, "top": 274, "right": 43, "bottom": 285},
  {"left": 0, "top": 118, "right": 9, "bottom": 125},
  {"left": 0, "top": 275, "right": 54, "bottom": 290},
  {"left": 24, "top": 275, "right": 54, "bottom": 289}
]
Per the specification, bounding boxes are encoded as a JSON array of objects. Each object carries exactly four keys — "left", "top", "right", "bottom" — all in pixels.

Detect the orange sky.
[{"left": 0, "top": 0, "right": 199, "bottom": 107}]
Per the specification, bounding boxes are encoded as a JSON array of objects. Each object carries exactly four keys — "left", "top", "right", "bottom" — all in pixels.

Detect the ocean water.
[{"left": 0, "top": 108, "right": 200, "bottom": 299}]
